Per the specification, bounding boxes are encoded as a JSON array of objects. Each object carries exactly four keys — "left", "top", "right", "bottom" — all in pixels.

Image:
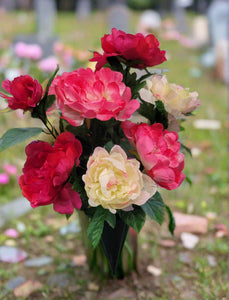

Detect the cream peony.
[
  {"left": 139, "top": 74, "right": 200, "bottom": 118},
  {"left": 82, "top": 145, "right": 157, "bottom": 213}
]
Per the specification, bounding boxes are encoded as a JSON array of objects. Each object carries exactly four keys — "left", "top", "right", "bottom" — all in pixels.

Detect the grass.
[{"left": 0, "top": 9, "right": 227, "bottom": 299}]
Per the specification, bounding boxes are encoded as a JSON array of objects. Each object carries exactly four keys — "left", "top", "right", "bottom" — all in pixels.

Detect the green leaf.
[
  {"left": 105, "top": 212, "right": 116, "bottom": 229},
  {"left": 104, "top": 141, "right": 114, "bottom": 152},
  {"left": 141, "top": 192, "right": 165, "bottom": 225},
  {"left": 180, "top": 143, "right": 192, "bottom": 157},
  {"left": 44, "top": 94, "right": 56, "bottom": 111},
  {"left": 119, "top": 206, "right": 145, "bottom": 233},
  {"left": 43, "top": 65, "right": 59, "bottom": 99},
  {"left": 155, "top": 100, "right": 168, "bottom": 128},
  {"left": 165, "top": 205, "right": 176, "bottom": 235},
  {"left": 65, "top": 214, "right": 72, "bottom": 220},
  {"left": 0, "top": 127, "right": 43, "bottom": 152},
  {"left": 185, "top": 175, "right": 193, "bottom": 185},
  {"left": 87, "top": 206, "right": 108, "bottom": 249}
]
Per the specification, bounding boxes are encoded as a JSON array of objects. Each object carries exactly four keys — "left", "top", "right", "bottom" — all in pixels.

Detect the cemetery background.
[{"left": 0, "top": 1, "right": 227, "bottom": 299}]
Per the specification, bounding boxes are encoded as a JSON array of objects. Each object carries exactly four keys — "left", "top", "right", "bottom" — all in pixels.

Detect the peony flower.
[
  {"left": 122, "top": 121, "right": 185, "bottom": 190},
  {"left": 38, "top": 56, "right": 59, "bottom": 73},
  {"left": 3, "top": 164, "right": 17, "bottom": 175},
  {"left": 82, "top": 145, "right": 157, "bottom": 213},
  {"left": 140, "top": 74, "right": 200, "bottom": 118},
  {"left": 0, "top": 173, "right": 9, "bottom": 184},
  {"left": 0, "top": 75, "right": 43, "bottom": 110},
  {"left": 90, "top": 28, "right": 166, "bottom": 70},
  {"left": 51, "top": 67, "right": 140, "bottom": 126},
  {"left": 14, "top": 42, "right": 43, "bottom": 60},
  {"left": 19, "top": 132, "right": 82, "bottom": 214}
]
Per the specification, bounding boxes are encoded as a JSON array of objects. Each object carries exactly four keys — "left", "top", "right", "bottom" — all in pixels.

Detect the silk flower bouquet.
[{"left": 0, "top": 28, "right": 200, "bottom": 278}]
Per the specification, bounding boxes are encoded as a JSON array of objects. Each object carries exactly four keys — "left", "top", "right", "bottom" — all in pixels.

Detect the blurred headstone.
[
  {"left": 137, "top": 10, "right": 161, "bottom": 35},
  {"left": 196, "top": 0, "right": 207, "bottom": 14},
  {"left": 15, "top": 0, "right": 31, "bottom": 10},
  {"left": 76, "top": 0, "right": 91, "bottom": 19},
  {"left": 206, "top": 0, "right": 229, "bottom": 82},
  {"left": 207, "top": 0, "right": 228, "bottom": 48},
  {"left": 173, "top": 0, "right": 193, "bottom": 33},
  {"left": 97, "top": 0, "right": 111, "bottom": 9},
  {"left": 14, "top": 0, "right": 57, "bottom": 57},
  {"left": 215, "top": 39, "right": 228, "bottom": 83},
  {"left": 192, "top": 16, "right": 209, "bottom": 47},
  {"left": 34, "top": 0, "right": 56, "bottom": 43},
  {"left": 107, "top": 3, "right": 129, "bottom": 32},
  {"left": 0, "top": 0, "right": 16, "bottom": 10}
]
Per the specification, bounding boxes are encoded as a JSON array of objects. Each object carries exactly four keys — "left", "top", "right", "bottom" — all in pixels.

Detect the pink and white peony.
[
  {"left": 140, "top": 74, "right": 200, "bottom": 118},
  {"left": 82, "top": 145, "right": 157, "bottom": 213}
]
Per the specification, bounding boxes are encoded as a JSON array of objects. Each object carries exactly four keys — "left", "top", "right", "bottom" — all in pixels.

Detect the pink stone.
[{"left": 173, "top": 212, "right": 208, "bottom": 236}]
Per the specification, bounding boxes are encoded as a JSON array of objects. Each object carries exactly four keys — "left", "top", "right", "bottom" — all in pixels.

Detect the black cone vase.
[{"left": 100, "top": 215, "right": 129, "bottom": 277}]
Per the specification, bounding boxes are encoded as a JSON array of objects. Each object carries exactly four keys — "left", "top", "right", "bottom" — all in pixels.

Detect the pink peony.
[
  {"left": 14, "top": 42, "right": 42, "bottom": 60},
  {"left": 90, "top": 28, "right": 166, "bottom": 70},
  {"left": 38, "top": 56, "right": 59, "bottom": 73},
  {"left": 0, "top": 173, "right": 9, "bottom": 184},
  {"left": 51, "top": 67, "right": 140, "bottom": 126},
  {"left": 122, "top": 121, "right": 185, "bottom": 190},
  {"left": 3, "top": 164, "right": 17, "bottom": 175},
  {"left": 0, "top": 75, "right": 43, "bottom": 110},
  {"left": 19, "top": 132, "right": 82, "bottom": 214}
]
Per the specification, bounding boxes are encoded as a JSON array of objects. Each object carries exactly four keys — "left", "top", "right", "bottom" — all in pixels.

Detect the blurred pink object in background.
[
  {"left": 3, "top": 164, "right": 17, "bottom": 175},
  {"left": 0, "top": 173, "right": 9, "bottom": 184},
  {"left": 14, "top": 42, "right": 43, "bottom": 60},
  {"left": 38, "top": 56, "right": 59, "bottom": 72}
]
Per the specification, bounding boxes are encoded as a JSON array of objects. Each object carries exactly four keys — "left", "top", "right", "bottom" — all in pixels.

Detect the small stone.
[
  {"left": 215, "top": 223, "right": 228, "bottom": 238},
  {"left": 0, "top": 246, "right": 28, "bottom": 263},
  {"left": 45, "top": 218, "right": 66, "bottom": 229},
  {"left": 189, "top": 67, "right": 202, "bottom": 78},
  {"left": 59, "top": 220, "right": 81, "bottom": 235},
  {"left": 25, "top": 256, "right": 53, "bottom": 267},
  {"left": 146, "top": 265, "right": 162, "bottom": 276},
  {"left": 16, "top": 222, "right": 26, "bottom": 233},
  {"left": 205, "top": 212, "right": 217, "bottom": 220},
  {"left": 4, "top": 239, "right": 16, "bottom": 247},
  {"left": 4, "top": 276, "right": 26, "bottom": 291},
  {"left": 207, "top": 255, "right": 217, "bottom": 267},
  {"left": 108, "top": 287, "right": 136, "bottom": 299},
  {"left": 44, "top": 235, "right": 54, "bottom": 243},
  {"left": 174, "top": 212, "right": 208, "bottom": 236},
  {"left": 72, "top": 254, "right": 87, "bottom": 266},
  {"left": 158, "top": 239, "right": 176, "bottom": 248},
  {"left": 47, "top": 273, "right": 69, "bottom": 287},
  {"left": 178, "top": 252, "right": 192, "bottom": 264},
  {"left": 180, "top": 290, "right": 198, "bottom": 299},
  {"left": 88, "top": 282, "right": 99, "bottom": 292},
  {"left": 215, "top": 231, "right": 226, "bottom": 238},
  {"left": 14, "top": 280, "right": 43, "bottom": 298},
  {"left": 4, "top": 229, "right": 19, "bottom": 238},
  {"left": 181, "top": 232, "right": 199, "bottom": 249},
  {"left": 193, "top": 119, "right": 221, "bottom": 130},
  {"left": 191, "top": 147, "right": 202, "bottom": 157}
]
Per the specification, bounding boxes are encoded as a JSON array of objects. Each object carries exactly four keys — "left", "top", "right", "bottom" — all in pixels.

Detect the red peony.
[
  {"left": 90, "top": 28, "right": 166, "bottom": 70},
  {"left": 0, "top": 75, "right": 43, "bottom": 110},
  {"left": 19, "top": 132, "right": 82, "bottom": 214},
  {"left": 50, "top": 67, "right": 140, "bottom": 126},
  {"left": 122, "top": 121, "right": 185, "bottom": 190}
]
